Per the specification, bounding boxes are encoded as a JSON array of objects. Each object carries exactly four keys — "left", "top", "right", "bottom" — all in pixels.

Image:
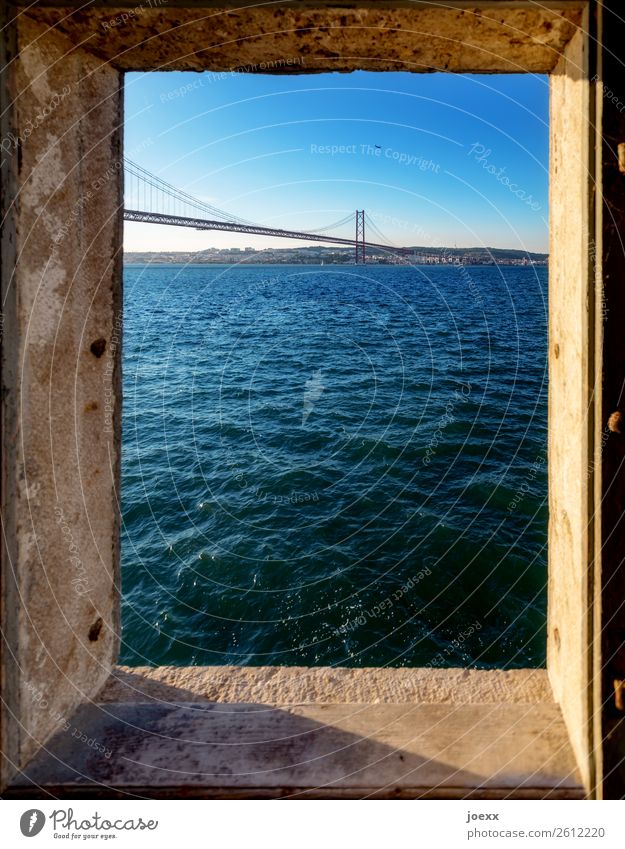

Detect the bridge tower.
[{"left": 355, "top": 210, "right": 366, "bottom": 264}]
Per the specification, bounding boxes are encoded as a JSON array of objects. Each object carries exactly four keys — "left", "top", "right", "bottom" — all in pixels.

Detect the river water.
[{"left": 120, "top": 262, "right": 547, "bottom": 668}]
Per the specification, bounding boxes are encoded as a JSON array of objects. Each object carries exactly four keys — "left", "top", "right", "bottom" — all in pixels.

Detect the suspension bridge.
[{"left": 123, "top": 160, "right": 414, "bottom": 264}]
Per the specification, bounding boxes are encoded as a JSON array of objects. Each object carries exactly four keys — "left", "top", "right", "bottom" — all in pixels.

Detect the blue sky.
[{"left": 124, "top": 70, "right": 549, "bottom": 252}]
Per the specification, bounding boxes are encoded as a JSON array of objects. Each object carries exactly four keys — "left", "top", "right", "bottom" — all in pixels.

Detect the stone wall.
[{"left": 1, "top": 17, "right": 123, "bottom": 778}]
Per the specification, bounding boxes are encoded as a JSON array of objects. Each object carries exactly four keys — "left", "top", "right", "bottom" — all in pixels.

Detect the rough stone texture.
[
  {"left": 548, "top": 14, "right": 595, "bottom": 792},
  {"left": 12, "top": 701, "right": 583, "bottom": 798},
  {"left": 101, "top": 665, "right": 554, "bottom": 704},
  {"left": 2, "top": 18, "right": 123, "bottom": 772},
  {"left": 24, "top": 4, "right": 583, "bottom": 74}
]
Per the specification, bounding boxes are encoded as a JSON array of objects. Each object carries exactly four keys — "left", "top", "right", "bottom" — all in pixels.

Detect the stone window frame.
[{"left": 2, "top": 0, "right": 616, "bottom": 798}]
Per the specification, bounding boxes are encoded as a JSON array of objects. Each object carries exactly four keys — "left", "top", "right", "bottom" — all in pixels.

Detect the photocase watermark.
[
  {"left": 224, "top": 446, "right": 250, "bottom": 491},
  {"left": 251, "top": 488, "right": 320, "bottom": 505},
  {"left": 366, "top": 210, "right": 486, "bottom": 303},
  {"left": 587, "top": 426, "right": 610, "bottom": 478},
  {"left": 54, "top": 503, "right": 91, "bottom": 596},
  {"left": 368, "top": 210, "right": 427, "bottom": 236},
  {"left": 337, "top": 567, "right": 432, "bottom": 635},
  {"left": 467, "top": 142, "right": 542, "bottom": 211},
  {"left": 423, "top": 382, "right": 472, "bottom": 465},
  {"left": 220, "top": 433, "right": 321, "bottom": 505},
  {"left": 310, "top": 142, "right": 440, "bottom": 172},
  {"left": 425, "top": 620, "right": 483, "bottom": 667},
  {"left": 24, "top": 680, "right": 113, "bottom": 759},
  {"left": 50, "top": 808, "right": 158, "bottom": 834},
  {"left": 19, "top": 807, "right": 159, "bottom": 838},
  {"left": 20, "top": 810, "right": 45, "bottom": 838},
  {"left": 302, "top": 369, "right": 325, "bottom": 426},
  {"left": 207, "top": 276, "right": 324, "bottom": 506},
  {"left": 589, "top": 233, "right": 597, "bottom": 276},
  {"left": 0, "top": 85, "right": 71, "bottom": 166},
  {"left": 214, "top": 277, "right": 274, "bottom": 491},
  {"left": 160, "top": 57, "right": 306, "bottom": 101},
  {"left": 454, "top": 256, "right": 484, "bottom": 306},
  {"left": 506, "top": 451, "right": 546, "bottom": 513},
  {"left": 592, "top": 74, "right": 625, "bottom": 113},
  {"left": 101, "top": 0, "right": 168, "bottom": 31},
  {"left": 587, "top": 235, "right": 609, "bottom": 322},
  {"left": 102, "top": 311, "right": 122, "bottom": 435},
  {"left": 54, "top": 139, "right": 153, "bottom": 245}
]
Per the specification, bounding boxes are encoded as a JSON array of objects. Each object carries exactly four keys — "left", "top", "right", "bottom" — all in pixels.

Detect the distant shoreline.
[
  {"left": 124, "top": 245, "right": 548, "bottom": 267},
  {"left": 123, "top": 259, "right": 548, "bottom": 267}
]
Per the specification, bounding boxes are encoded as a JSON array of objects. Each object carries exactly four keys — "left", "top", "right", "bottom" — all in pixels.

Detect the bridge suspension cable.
[
  {"left": 124, "top": 159, "right": 256, "bottom": 226},
  {"left": 123, "top": 161, "right": 415, "bottom": 260},
  {"left": 125, "top": 160, "right": 359, "bottom": 238},
  {"left": 365, "top": 213, "right": 398, "bottom": 248},
  {"left": 305, "top": 212, "right": 357, "bottom": 234}
]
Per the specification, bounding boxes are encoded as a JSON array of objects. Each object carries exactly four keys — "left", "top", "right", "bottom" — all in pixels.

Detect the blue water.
[{"left": 120, "top": 263, "right": 548, "bottom": 668}]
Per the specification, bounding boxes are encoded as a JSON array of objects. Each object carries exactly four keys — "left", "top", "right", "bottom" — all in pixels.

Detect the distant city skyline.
[
  {"left": 125, "top": 243, "right": 548, "bottom": 266},
  {"left": 124, "top": 70, "right": 549, "bottom": 253}
]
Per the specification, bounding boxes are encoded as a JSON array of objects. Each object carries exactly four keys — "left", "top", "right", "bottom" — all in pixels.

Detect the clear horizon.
[{"left": 124, "top": 70, "right": 549, "bottom": 254}]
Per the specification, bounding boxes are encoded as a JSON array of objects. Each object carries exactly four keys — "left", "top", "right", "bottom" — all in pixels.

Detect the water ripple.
[{"left": 121, "top": 263, "right": 547, "bottom": 669}]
